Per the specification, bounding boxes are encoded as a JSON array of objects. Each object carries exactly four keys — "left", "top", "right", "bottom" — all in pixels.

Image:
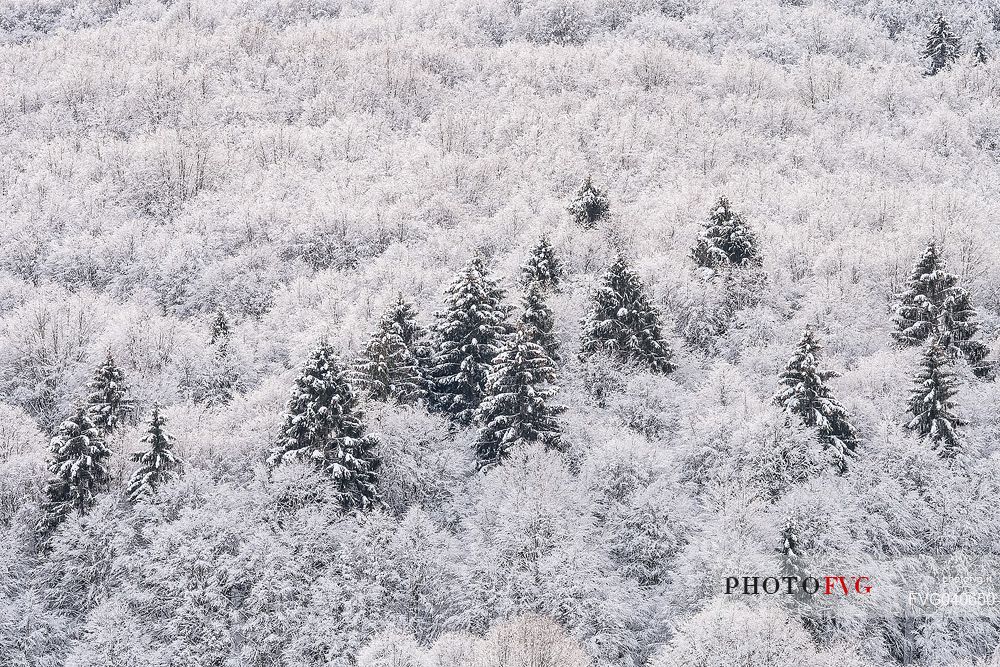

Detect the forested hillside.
[{"left": 3, "top": 0, "right": 1000, "bottom": 665}]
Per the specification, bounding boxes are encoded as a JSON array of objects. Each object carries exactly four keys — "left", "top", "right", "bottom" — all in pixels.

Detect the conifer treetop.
[
  {"left": 270, "top": 339, "right": 381, "bottom": 510},
  {"left": 774, "top": 327, "right": 858, "bottom": 472},
  {"left": 427, "top": 256, "right": 512, "bottom": 423},
  {"left": 211, "top": 310, "right": 231, "bottom": 345},
  {"left": 126, "top": 405, "right": 182, "bottom": 503},
  {"left": 568, "top": 175, "right": 610, "bottom": 229},
  {"left": 691, "top": 196, "right": 762, "bottom": 269},
  {"left": 521, "top": 235, "right": 563, "bottom": 290},
  {"left": 893, "top": 240, "right": 990, "bottom": 376},
  {"left": 923, "top": 14, "right": 961, "bottom": 75},
  {"left": 581, "top": 257, "right": 675, "bottom": 374},
  {"left": 38, "top": 405, "right": 112, "bottom": 532},
  {"left": 475, "top": 326, "right": 562, "bottom": 470},
  {"left": 354, "top": 307, "right": 425, "bottom": 404},
  {"left": 87, "top": 349, "right": 131, "bottom": 433}
]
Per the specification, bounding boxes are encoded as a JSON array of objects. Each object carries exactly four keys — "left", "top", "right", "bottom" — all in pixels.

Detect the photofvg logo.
[
  {"left": 725, "top": 576, "right": 872, "bottom": 597},
  {"left": 721, "top": 555, "right": 1000, "bottom": 619}
]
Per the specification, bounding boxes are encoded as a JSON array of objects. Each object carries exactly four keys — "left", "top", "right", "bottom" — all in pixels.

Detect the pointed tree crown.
[
  {"left": 475, "top": 327, "right": 562, "bottom": 470},
  {"left": 38, "top": 405, "right": 112, "bottom": 532},
  {"left": 581, "top": 257, "right": 675, "bottom": 374},
  {"left": 427, "top": 257, "right": 512, "bottom": 424},
  {"left": 354, "top": 303, "right": 425, "bottom": 404},
  {"left": 87, "top": 350, "right": 131, "bottom": 433},
  {"left": 126, "top": 406, "right": 182, "bottom": 503},
  {"left": 521, "top": 236, "right": 563, "bottom": 290},
  {"left": 270, "top": 340, "right": 381, "bottom": 510},
  {"left": 894, "top": 241, "right": 990, "bottom": 376},
  {"left": 691, "top": 197, "right": 762, "bottom": 269},
  {"left": 972, "top": 39, "right": 989, "bottom": 65},
  {"left": 774, "top": 327, "right": 858, "bottom": 472},
  {"left": 568, "top": 176, "right": 610, "bottom": 229},
  {"left": 210, "top": 311, "right": 231, "bottom": 345},
  {"left": 923, "top": 14, "right": 960, "bottom": 75}
]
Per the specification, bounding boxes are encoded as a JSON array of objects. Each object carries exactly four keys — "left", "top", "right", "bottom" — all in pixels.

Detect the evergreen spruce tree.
[
  {"left": 972, "top": 39, "right": 989, "bottom": 65},
  {"left": 923, "top": 15, "right": 960, "bottom": 75},
  {"left": 568, "top": 176, "right": 610, "bottom": 229},
  {"left": 521, "top": 235, "right": 563, "bottom": 290},
  {"left": 125, "top": 406, "right": 181, "bottom": 503},
  {"left": 894, "top": 241, "right": 990, "bottom": 376},
  {"left": 38, "top": 406, "right": 112, "bottom": 533},
  {"left": 86, "top": 350, "right": 131, "bottom": 433},
  {"left": 354, "top": 307, "right": 424, "bottom": 404},
  {"left": 774, "top": 328, "right": 858, "bottom": 472},
  {"left": 778, "top": 516, "right": 803, "bottom": 578},
  {"left": 475, "top": 327, "right": 562, "bottom": 470},
  {"left": 906, "top": 342, "right": 962, "bottom": 459},
  {"left": 270, "top": 340, "right": 381, "bottom": 510},
  {"left": 521, "top": 280, "right": 560, "bottom": 362},
  {"left": 691, "top": 197, "right": 762, "bottom": 269},
  {"left": 210, "top": 310, "right": 231, "bottom": 345},
  {"left": 382, "top": 294, "right": 433, "bottom": 373},
  {"left": 427, "top": 258, "right": 512, "bottom": 424},
  {"left": 205, "top": 340, "right": 241, "bottom": 406},
  {"left": 581, "top": 258, "right": 675, "bottom": 374}
]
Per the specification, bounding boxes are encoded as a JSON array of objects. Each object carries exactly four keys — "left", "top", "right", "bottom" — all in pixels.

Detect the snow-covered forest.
[{"left": 3, "top": 0, "right": 1000, "bottom": 664}]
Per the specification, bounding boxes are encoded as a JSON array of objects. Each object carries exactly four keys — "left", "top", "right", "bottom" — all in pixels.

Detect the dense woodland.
[{"left": 3, "top": 0, "right": 1000, "bottom": 665}]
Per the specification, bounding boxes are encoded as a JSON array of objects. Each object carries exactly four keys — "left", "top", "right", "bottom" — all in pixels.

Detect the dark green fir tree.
[
  {"left": 894, "top": 241, "right": 990, "bottom": 376},
  {"left": 210, "top": 310, "right": 231, "bottom": 345},
  {"left": 521, "top": 236, "right": 563, "bottom": 290},
  {"left": 426, "top": 258, "right": 512, "bottom": 424},
  {"left": 972, "top": 39, "right": 989, "bottom": 65},
  {"left": 774, "top": 327, "right": 858, "bottom": 472},
  {"left": 923, "top": 15, "right": 960, "bottom": 75},
  {"left": 475, "top": 327, "right": 562, "bottom": 470},
  {"left": 568, "top": 176, "right": 610, "bottom": 229},
  {"left": 521, "top": 280, "right": 560, "bottom": 362},
  {"left": 126, "top": 406, "right": 182, "bottom": 503},
  {"left": 38, "top": 406, "right": 112, "bottom": 533},
  {"left": 581, "top": 258, "right": 675, "bottom": 374},
  {"left": 691, "top": 197, "right": 762, "bottom": 269},
  {"left": 906, "top": 341, "right": 962, "bottom": 459},
  {"left": 87, "top": 350, "right": 131, "bottom": 433},
  {"left": 354, "top": 305, "right": 425, "bottom": 404},
  {"left": 382, "top": 294, "right": 433, "bottom": 376},
  {"left": 270, "top": 340, "right": 380, "bottom": 511}
]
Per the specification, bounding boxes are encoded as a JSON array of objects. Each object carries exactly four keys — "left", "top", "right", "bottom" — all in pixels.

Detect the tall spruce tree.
[
  {"left": 778, "top": 516, "right": 804, "bottom": 578},
  {"left": 568, "top": 176, "right": 610, "bottom": 229},
  {"left": 210, "top": 310, "right": 231, "bottom": 345},
  {"left": 382, "top": 294, "right": 433, "bottom": 373},
  {"left": 972, "top": 39, "right": 989, "bottom": 65},
  {"left": 924, "top": 15, "right": 960, "bottom": 75},
  {"left": 38, "top": 406, "right": 112, "bottom": 533},
  {"left": 581, "top": 258, "right": 675, "bottom": 374},
  {"left": 427, "top": 258, "right": 512, "bottom": 424},
  {"left": 774, "top": 328, "right": 858, "bottom": 472},
  {"left": 126, "top": 406, "right": 181, "bottom": 503},
  {"left": 87, "top": 350, "right": 131, "bottom": 433},
  {"left": 691, "top": 197, "right": 762, "bottom": 269},
  {"left": 894, "top": 241, "right": 990, "bottom": 376},
  {"left": 521, "top": 236, "right": 563, "bottom": 290},
  {"left": 270, "top": 340, "right": 380, "bottom": 510},
  {"left": 521, "top": 280, "right": 561, "bottom": 362},
  {"left": 475, "top": 327, "right": 562, "bottom": 470},
  {"left": 906, "top": 341, "right": 962, "bottom": 458},
  {"left": 354, "top": 307, "right": 424, "bottom": 404}
]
